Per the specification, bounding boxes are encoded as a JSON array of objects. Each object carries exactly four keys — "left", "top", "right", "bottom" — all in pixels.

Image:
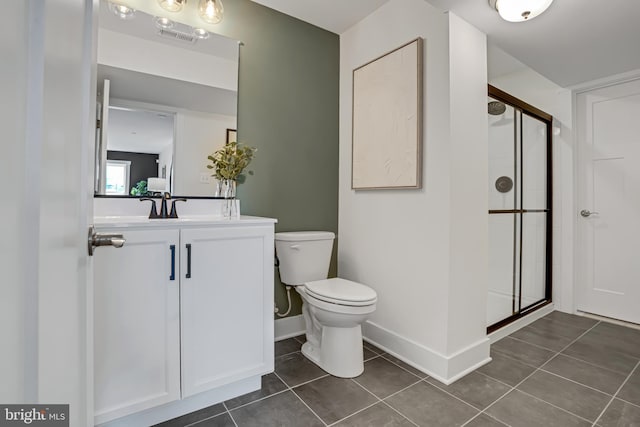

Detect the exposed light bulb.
[
  {"left": 491, "top": 0, "right": 554, "bottom": 22},
  {"left": 198, "top": 0, "right": 224, "bottom": 24},
  {"left": 157, "top": 0, "right": 186, "bottom": 13},
  {"left": 108, "top": 1, "right": 136, "bottom": 20},
  {"left": 193, "top": 28, "right": 210, "bottom": 40},
  {"left": 154, "top": 16, "right": 174, "bottom": 30}
]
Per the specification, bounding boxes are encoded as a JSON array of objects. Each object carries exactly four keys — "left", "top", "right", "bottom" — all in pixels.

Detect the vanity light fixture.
[
  {"left": 198, "top": 0, "right": 224, "bottom": 24},
  {"left": 193, "top": 28, "right": 210, "bottom": 40},
  {"left": 157, "top": 0, "right": 186, "bottom": 13},
  {"left": 154, "top": 16, "right": 175, "bottom": 30},
  {"left": 489, "top": 0, "right": 554, "bottom": 22},
  {"left": 108, "top": 1, "right": 136, "bottom": 20}
]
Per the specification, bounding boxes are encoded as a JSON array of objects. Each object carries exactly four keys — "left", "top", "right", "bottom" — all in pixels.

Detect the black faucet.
[
  {"left": 140, "top": 197, "right": 160, "bottom": 219},
  {"left": 159, "top": 192, "right": 171, "bottom": 218},
  {"left": 140, "top": 193, "right": 187, "bottom": 219},
  {"left": 169, "top": 198, "right": 187, "bottom": 218}
]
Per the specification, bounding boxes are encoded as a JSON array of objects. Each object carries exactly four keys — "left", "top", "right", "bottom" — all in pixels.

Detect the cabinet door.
[
  {"left": 181, "top": 225, "right": 274, "bottom": 398},
  {"left": 94, "top": 229, "right": 180, "bottom": 424}
]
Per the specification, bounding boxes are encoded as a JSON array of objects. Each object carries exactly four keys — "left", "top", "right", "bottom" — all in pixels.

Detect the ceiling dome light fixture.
[
  {"left": 158, "top": 0, "right": 186, "bottom": 13},
  {"left": 108, "top": 1, "right": 136, "bottom": 20},
  {"left": 193, "top": 28, "right": 210, "bottom": 40},
  {"left": 154, "top": 16, "right": 175, "bottom": 30},
  {"left": 198, "top": 0, "right": 224, "bottom": 24},
  {"left": 489, "top": 0, "right": 554, "bottom": 22}
]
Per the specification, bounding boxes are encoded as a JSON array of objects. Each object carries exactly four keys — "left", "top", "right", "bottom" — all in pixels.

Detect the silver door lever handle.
[
  {"left": 580, "top": 209, "right": 599, "bottom": 218},
  {"left": 88, "top": 226, "right": 126, "bottom": 256}
]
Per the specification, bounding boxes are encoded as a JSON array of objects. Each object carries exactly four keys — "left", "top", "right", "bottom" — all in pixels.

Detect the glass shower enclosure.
[{"left": 487, "top": 85, "right": 552, "bottom": 332}]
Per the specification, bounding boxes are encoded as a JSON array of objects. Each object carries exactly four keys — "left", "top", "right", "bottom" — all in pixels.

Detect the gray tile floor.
[{"left": 156, "top": 312, "right": 640, "bottom": 427}]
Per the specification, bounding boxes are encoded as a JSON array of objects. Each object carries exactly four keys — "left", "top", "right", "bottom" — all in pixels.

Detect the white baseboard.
[
  {"left": 274, "top": 314, "right": 305, "bottom": 341},
  {"left": 363, "top": 321, "right": 490, "bottom": 385},
  {"left": 97, "top": 376, "right": 261, "bottom": 427},
  {"left": 488, "top": 303, "right": 555, "bottom": 344}
]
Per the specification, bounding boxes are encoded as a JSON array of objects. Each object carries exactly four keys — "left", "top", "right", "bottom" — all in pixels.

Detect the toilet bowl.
[{"left": 275, "top": 232, "right": 377, "bottom": 378}]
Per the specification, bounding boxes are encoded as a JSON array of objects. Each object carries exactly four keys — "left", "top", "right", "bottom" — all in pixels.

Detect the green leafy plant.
[
  {"left": 207, "top": 141, "right": 257, "bottom": 183},
  {"left": 130, "top": 180, "right": 149, "bottom": 196}
]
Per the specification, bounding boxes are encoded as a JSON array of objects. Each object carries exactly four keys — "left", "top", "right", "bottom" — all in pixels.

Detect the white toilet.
[{"left": 275, "top": 231, "right": 377, "bottom": 378}]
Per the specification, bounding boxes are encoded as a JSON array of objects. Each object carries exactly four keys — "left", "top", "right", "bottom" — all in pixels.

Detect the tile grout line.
[
  {"left": 525, "top": 317, "right": 595, "bottom": 335},
  {"left": 275, "top": 350, "right": 302, "bottom": 359},
  {"left": 272, "top": 371, "right": 328, "bottom": 427},
  {"left": 342, "top": 354, "right": 423, "bottom": 427},
  {"left": 379, "top": 378, "right": 424, "bottom": 401},
  {"left": 378, "top": 353, "right": 429, "bottom": 379},
  {"left": 461, "top": 411, "right": 511, "bottom": 427},
  {"left": 322, "top": 376, "right": 388, "bottom": 426},
  {"left": 370, "top": 378, "right": 425, "bottom": 427},
  {"left": 344, "top": 376, "right": 420, "bottom": 427},
  {"left": 545, "top": 349, "right": 634, "bottom": 375},
  {"left": 592, "top": 360, "right": 640, "bottom": 427},
  {"left": 325, "top": 401, "right": 380, "bottom": 427},
  {"left": 379, "top": 401, "right": 421, "bottom": 427},
  {"left": 500, "top": 334, "right": 566, "bottom": 353},
  {"left": 616, "top": 396, "right": 640, "bottom": 410},
  {"left": 489, "top": 347, "right": 547, "bottom": 370},
  {"left": 468, "top": 320, "right": 602, "bottom": 426},
  {"left": 222, "top": 402, "right": 239, "bottom": 427},
  {"left": 538, "top": 367, "right": 616, "bottom": 397},
  {"left": 181, "top": 406, "right": 230, "bottom": 427},
  {"left": 420, "top": 376, "right": 498, "bottom": 414},
  {"left": 223, "top": 387, "right": 290, "bottom": 412}
]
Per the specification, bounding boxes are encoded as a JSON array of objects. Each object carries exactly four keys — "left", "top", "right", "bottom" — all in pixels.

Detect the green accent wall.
[{"left": 215, "top": 1, "right": 339, "bottom": 318}]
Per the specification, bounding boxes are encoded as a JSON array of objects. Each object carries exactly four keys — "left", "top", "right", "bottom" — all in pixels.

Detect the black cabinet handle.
[
  {"left": 169, "top": 245, "right": 176, "bottom": 281},
  {"left": 186, "top": 243, "right": 192, "bottom": 278}
]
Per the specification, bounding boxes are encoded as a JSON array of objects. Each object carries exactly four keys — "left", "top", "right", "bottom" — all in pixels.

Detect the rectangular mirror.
[{"left": 95, "top": 0, "right": 240, "bottom": 197}]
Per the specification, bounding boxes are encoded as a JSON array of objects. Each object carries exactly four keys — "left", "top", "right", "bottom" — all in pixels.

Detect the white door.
[
  {"left": 576, "top": 78, "right": 640, "bottom": 324},
  {"left": 1, "top": 0, "right": 98, "bottom": 425},
  {"left": 94, "top": 229, "right": 181, "bottom": 424}
]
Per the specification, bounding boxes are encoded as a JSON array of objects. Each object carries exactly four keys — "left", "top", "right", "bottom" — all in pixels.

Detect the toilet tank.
[{"left": 275, "top": 231, "right": 335, "bottom": 286}]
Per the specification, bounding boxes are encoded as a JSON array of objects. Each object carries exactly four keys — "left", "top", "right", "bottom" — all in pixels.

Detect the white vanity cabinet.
[{"left": 93, "top": 219, "right": 275, "bottom": 426}]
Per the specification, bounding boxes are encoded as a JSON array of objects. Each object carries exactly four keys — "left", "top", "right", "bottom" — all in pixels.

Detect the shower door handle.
[{"left": 580, "top": 209, "right": 599, "bottom": 218}]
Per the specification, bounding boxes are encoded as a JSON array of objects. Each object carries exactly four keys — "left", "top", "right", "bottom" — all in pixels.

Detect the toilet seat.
[{"left": 304, "top": 278, "right": 377, "bottom": 307}]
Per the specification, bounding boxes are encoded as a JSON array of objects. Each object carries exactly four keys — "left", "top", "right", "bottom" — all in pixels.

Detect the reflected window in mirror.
[
  {"left": 95, "top": 0, "right": 240, "bottom": 198},
  {"left": 105, "top": 160, "right": 131, "bottom": 195}
]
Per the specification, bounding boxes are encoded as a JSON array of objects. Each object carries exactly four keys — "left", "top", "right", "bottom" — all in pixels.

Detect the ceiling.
[
  {"left": 253, "top": 0, "right": 640, "bottom": 88},
  {"left": 251, "top": 0, "right": 389, "bottom": 34}
]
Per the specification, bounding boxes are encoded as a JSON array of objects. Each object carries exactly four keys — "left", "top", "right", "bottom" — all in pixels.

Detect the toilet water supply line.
[
  {"left": 274, "top": 285, "right": 293, "bottom": 317},
  {"left": 274, "top": 252, "right": 293, "bottom": 317}
]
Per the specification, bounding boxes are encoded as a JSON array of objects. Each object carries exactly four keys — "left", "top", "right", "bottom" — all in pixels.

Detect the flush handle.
[
  {"left": 580, "top": 209, "right": 599, "bottom": 218},
  {"left": 88, "top": 225, "right": 126, "bottom": 256},
  {"left": 290, "top": 245, "right": 300, "bottom": 250}
]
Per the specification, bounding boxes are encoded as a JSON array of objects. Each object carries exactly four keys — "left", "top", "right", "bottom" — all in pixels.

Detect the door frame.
[
  {"left": 487, "top": 85, "right": 554, "bottom": 333},
  {"left": 572, "top": 70, "right": 640, "bottom": 320}
]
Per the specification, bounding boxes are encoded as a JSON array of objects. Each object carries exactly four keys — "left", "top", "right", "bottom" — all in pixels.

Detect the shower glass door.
[{"left": 487, "top": 85, "right": 552, "bottom": 331}]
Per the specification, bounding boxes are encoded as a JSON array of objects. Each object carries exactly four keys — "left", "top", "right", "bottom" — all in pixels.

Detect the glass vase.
[{"left": 216, "top": 179, "right": 239, "bottom": 219}]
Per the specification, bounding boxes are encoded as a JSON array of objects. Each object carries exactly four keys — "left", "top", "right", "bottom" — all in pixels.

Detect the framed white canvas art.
[{"left": 352, "top": 38, "right": 423, "bottom": 190}]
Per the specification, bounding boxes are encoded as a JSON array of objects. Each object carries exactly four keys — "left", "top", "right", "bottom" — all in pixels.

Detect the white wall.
[
  {"left": 446, "top": 14, "right": 490, "bottom": 357},
  {"left": 173, "top": 112, "right": 236, "bottom": 196},
  {"left": 339, "top": 0, "right": 489, "bottom": 382},
  {"left": 489, "top": 58, "right": 574, "bottom": 313}
]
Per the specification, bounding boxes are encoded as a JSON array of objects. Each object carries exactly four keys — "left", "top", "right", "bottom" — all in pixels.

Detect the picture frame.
[
  {"left": 351, "top": 38, "right": 423, "bottom": 190},
  {"left": 226, "top": 128, "right": 237, "bottom": 144}
]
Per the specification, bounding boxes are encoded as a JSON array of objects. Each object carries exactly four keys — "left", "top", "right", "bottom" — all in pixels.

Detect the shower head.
[{"left": 488, "top": 101, "right": 506, "bottom": 116}]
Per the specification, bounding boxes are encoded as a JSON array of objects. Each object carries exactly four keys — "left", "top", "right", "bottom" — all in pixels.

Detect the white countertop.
[{"left": 94, "top": 215, "right": 277, "bottom": 229}]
